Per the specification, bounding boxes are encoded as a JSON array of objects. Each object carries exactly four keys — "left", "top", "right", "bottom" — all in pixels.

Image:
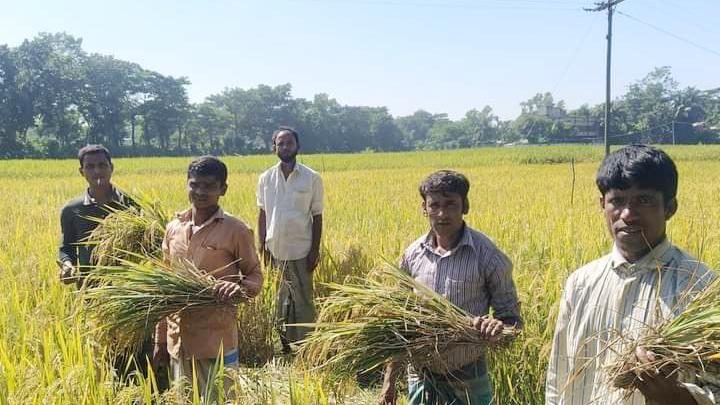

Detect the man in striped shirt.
[
  {"left": 380, "top": 170, "right": 523, "bottom": 405},
  {"left": 546, "top": 145, "right": 718, "bottom": 405}
]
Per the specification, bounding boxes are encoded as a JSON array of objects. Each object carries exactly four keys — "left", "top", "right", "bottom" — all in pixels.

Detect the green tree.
[
  {"left": 0, "top": 45, "right": 32, "bottom": 155},
  {"left": 209, "top": 84, "right": 295, "bottom": 153},
  {"left": 396, "top": 110, "right": 447, "bottom": 149},
  {"left": 138, "top": 73, "right": 190, "bottom": 150},
  {"left": 79, "top": 54, "right": 145, "bottom": 148},
  {"left": 619, "top": 66, "right": 678, "bottom": 143},
  {"left": 14, "top": 33, "right": 86, "bottom": 151},
  {"left": 512, "top": 93, "right": 567, "bottom": 143},
  {"left": 460, "top": 106, "right": 500, "bottom": 146}
]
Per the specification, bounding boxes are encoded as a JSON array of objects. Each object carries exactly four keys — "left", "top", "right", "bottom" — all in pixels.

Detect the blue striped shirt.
[{"left": 402, "top": 224, "right": 522, "bottom": 373}]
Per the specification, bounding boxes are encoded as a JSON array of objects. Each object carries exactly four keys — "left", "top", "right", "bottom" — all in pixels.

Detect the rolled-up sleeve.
[
  {"left": 235, "top": 226, "right": 263, "bottom": 298},
  {"left": 256, "top": 174, "right": 266, "bottom": 210},
  {"left": 310, "top": 174, "right": 323, "bottom": 216}
]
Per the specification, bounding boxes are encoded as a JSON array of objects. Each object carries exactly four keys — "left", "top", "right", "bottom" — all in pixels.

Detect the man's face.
[
  {"left": 601, "top": 185, "right": 677, "bottom": 260},
  {"left": 187, "top": 175, "right": 226, "bottom": 210},
  {"left": 274, "top": 131, "right": 298, "bottom": 163},
  {"left": 80, "top": 152, "right": 113, "bottom": 188},
  {"left": 422, "top": 192, "right": 467, "bottom": 239}
]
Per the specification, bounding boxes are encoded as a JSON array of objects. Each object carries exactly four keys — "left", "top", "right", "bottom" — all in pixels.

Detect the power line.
[
  {"left": 616, "top": 10, "right": 720, "bottom": 59},
  {"left": 522, "top": 12, "right": 602, "bottom": 140},
  {"left": 551, "top": 12, "right": 602, "bottom": 96},
  {"left": 653, "top": 0, "right": 717, "bottom": 37}
]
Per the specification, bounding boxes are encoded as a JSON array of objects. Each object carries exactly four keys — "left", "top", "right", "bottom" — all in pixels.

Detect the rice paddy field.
[{"left": 1, "top": 145, "right": 720, "bottom": 405}]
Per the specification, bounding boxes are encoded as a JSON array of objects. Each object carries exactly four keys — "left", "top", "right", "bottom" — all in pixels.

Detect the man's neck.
[
  {"left": 617, "top": 236, "right": 667, "bottom": 263},
  {"left": 280, "top": 160, "right": 296, "bottom": 179},
  {"left": 433, "top": 229, "right": 463, "bottom": 252},
  {"left": 88, "top": 184, "right": 113, "bottom": 204},
  {"left": 193, "top": 205, "right": 220, "bottom": 225}
]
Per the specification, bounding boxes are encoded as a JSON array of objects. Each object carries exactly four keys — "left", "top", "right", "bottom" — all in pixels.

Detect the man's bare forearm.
[
  {"left": 383, "top": 360, "right": 401, "bottom": 385},
  {"left": 310, "top": 214, "right": 322, "bottom": 253},
  {"left": 258, "top": 209, "right": 267, "bottom": 251}
]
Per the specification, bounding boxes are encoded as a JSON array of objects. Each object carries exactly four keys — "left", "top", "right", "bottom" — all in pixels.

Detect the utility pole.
[{"left": 586, "top": 0, "right": 626, "bottom": 156}]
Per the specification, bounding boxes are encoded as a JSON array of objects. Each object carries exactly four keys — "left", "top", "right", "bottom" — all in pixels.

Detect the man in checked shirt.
[{"left": 379, "top": 170, "right": 523, "bottom": 405}]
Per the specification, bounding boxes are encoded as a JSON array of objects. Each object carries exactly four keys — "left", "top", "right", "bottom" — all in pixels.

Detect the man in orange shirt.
[{"left": 153, "top": 156, "right": 263, "bottom": 399}]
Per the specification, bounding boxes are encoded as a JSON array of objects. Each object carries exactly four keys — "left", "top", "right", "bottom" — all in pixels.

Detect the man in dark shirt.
[
  {"left": 58, "top": 144, "right": 157, "bottom": 382},
  {"left": 58, "top": 144, "right": 131, "bottom": 286}
]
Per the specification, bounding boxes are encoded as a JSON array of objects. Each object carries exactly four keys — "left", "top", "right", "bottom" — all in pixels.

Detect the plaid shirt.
[{"left": 401, "top": 224, "right": 522, "bottom": 373}]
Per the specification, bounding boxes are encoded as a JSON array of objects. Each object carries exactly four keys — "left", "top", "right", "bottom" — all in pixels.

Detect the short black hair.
[
  {"left": 78, "top": 144, "right": 112, "bottom": 167},
  {"left": 271, "top": 126, "right": 300, "bottom": 147},
  {"left": 419, "top": 170, "right": 470, "bottom": 204},
  {"left": 187, "top": 156, "right": 228, "bottom": 184},
  {"left": 596, "top": 144, "right": 678, "bottom": 204}
]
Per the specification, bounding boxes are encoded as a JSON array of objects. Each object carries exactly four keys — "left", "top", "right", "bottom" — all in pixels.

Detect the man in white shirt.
[
  {"left": 546, "top": 144, "right": 717, "bottom": 405},
  {"left": 257, "top": 127, "right": 323, "bottom": 354}
]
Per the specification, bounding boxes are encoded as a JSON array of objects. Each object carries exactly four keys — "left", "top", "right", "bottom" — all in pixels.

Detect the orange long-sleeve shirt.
[{"left": 156, "top": 208, "right": 263, "bottom": 360}]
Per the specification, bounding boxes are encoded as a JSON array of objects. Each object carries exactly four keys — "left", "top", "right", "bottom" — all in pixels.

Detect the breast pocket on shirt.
[
  {"left": 198, "top": 244, "right": 236, "bottom": 278},
  {"left": 444, "top": 278, "right": 485, "bottom": 311},
  {"left": 292, "top": 189, "right": 312, "bottom": 212}
]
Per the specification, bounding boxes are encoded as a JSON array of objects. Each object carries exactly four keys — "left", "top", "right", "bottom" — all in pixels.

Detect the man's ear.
[
  {"left": 462, "top": 199, "right": 469, "bottom": 215},
  {"left": 221, "top": 183, "right": 228, "bottom": 196},
  {"left": 665, "top": 197, "right": 678, "bottom": 220},
  {"left": 599, "top": 195, "right": 605, "bottom": 211},
  {"left": 421, "top": 200, "right": 428, "bottom": 216}
]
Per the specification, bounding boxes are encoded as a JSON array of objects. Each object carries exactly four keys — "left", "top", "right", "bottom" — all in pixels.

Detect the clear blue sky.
[{"left": 2, "top": 0, "right": 718, "bottom": 120}]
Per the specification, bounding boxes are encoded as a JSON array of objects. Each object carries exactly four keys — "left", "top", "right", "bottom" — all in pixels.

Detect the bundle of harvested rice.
[
  {"left": 608, "top": 275, "right": 720, "bottom": 390},
  {"left": 82, "top": 256, "right": 247, "bottom": 356},
  {"left": 87, "top": 191, "right": 171, "bottom": 266},
  {"left": 296, "top": 265, "right": 519, "bottom": 383}
]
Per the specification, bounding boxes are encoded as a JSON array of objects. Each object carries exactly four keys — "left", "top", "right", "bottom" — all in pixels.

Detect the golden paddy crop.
[{"left": 1, "top": 145, "right": 719, "bottom": 404}]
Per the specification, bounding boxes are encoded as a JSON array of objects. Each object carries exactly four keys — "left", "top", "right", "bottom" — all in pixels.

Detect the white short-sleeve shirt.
[{"left": 257, "top": 162, "right": 323, "bottom": 261}]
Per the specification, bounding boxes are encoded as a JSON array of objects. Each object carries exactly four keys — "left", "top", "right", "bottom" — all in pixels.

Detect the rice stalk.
[
  {"left": 80, "top": 255, "right": 247, "bottom": 357},
  {"left": 296, "top": 264, "right": 519, "bottom": 384},
  {"left": 86, "top": 191, "right": 172, "bottom": 266},
  {"left": 607, "top": 275, "right": 720, "bottom": 390}
]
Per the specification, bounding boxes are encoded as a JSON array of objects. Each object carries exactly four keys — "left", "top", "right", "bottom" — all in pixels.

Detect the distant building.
[{"left": 538, "top": 105, "right": 600, "bottom": 143}]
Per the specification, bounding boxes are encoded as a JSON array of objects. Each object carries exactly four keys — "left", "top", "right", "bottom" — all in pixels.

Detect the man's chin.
[
  {"left": 615, "top": 233, "right": 642, "bottom": 243},
  {"left": 614, "top": 235, "right": 652, "bottom": 251},
  {"left": 433, "top": 224, "right": 462, "bottom": 236}
]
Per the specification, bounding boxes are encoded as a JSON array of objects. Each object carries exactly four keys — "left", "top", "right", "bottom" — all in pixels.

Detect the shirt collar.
[
  {"left": 609, "top": 237, "right": 673, "bottom": 276},
  {"left": 176, "top": 207, "right": 226, "bottom": 224},
  {"left": 83, "top": 186, "right": 123, "bottom": 206},
  {"left": 275, "top": 161, "right": 300, "bottom": 175},
  {"left": 421, "top": 223, "right": 475, "bottom": 255}
]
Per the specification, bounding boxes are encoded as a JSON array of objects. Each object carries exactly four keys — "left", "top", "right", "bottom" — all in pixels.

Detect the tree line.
[{"left": 1, "top": 33, "right": 719, "bottom": 158}]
